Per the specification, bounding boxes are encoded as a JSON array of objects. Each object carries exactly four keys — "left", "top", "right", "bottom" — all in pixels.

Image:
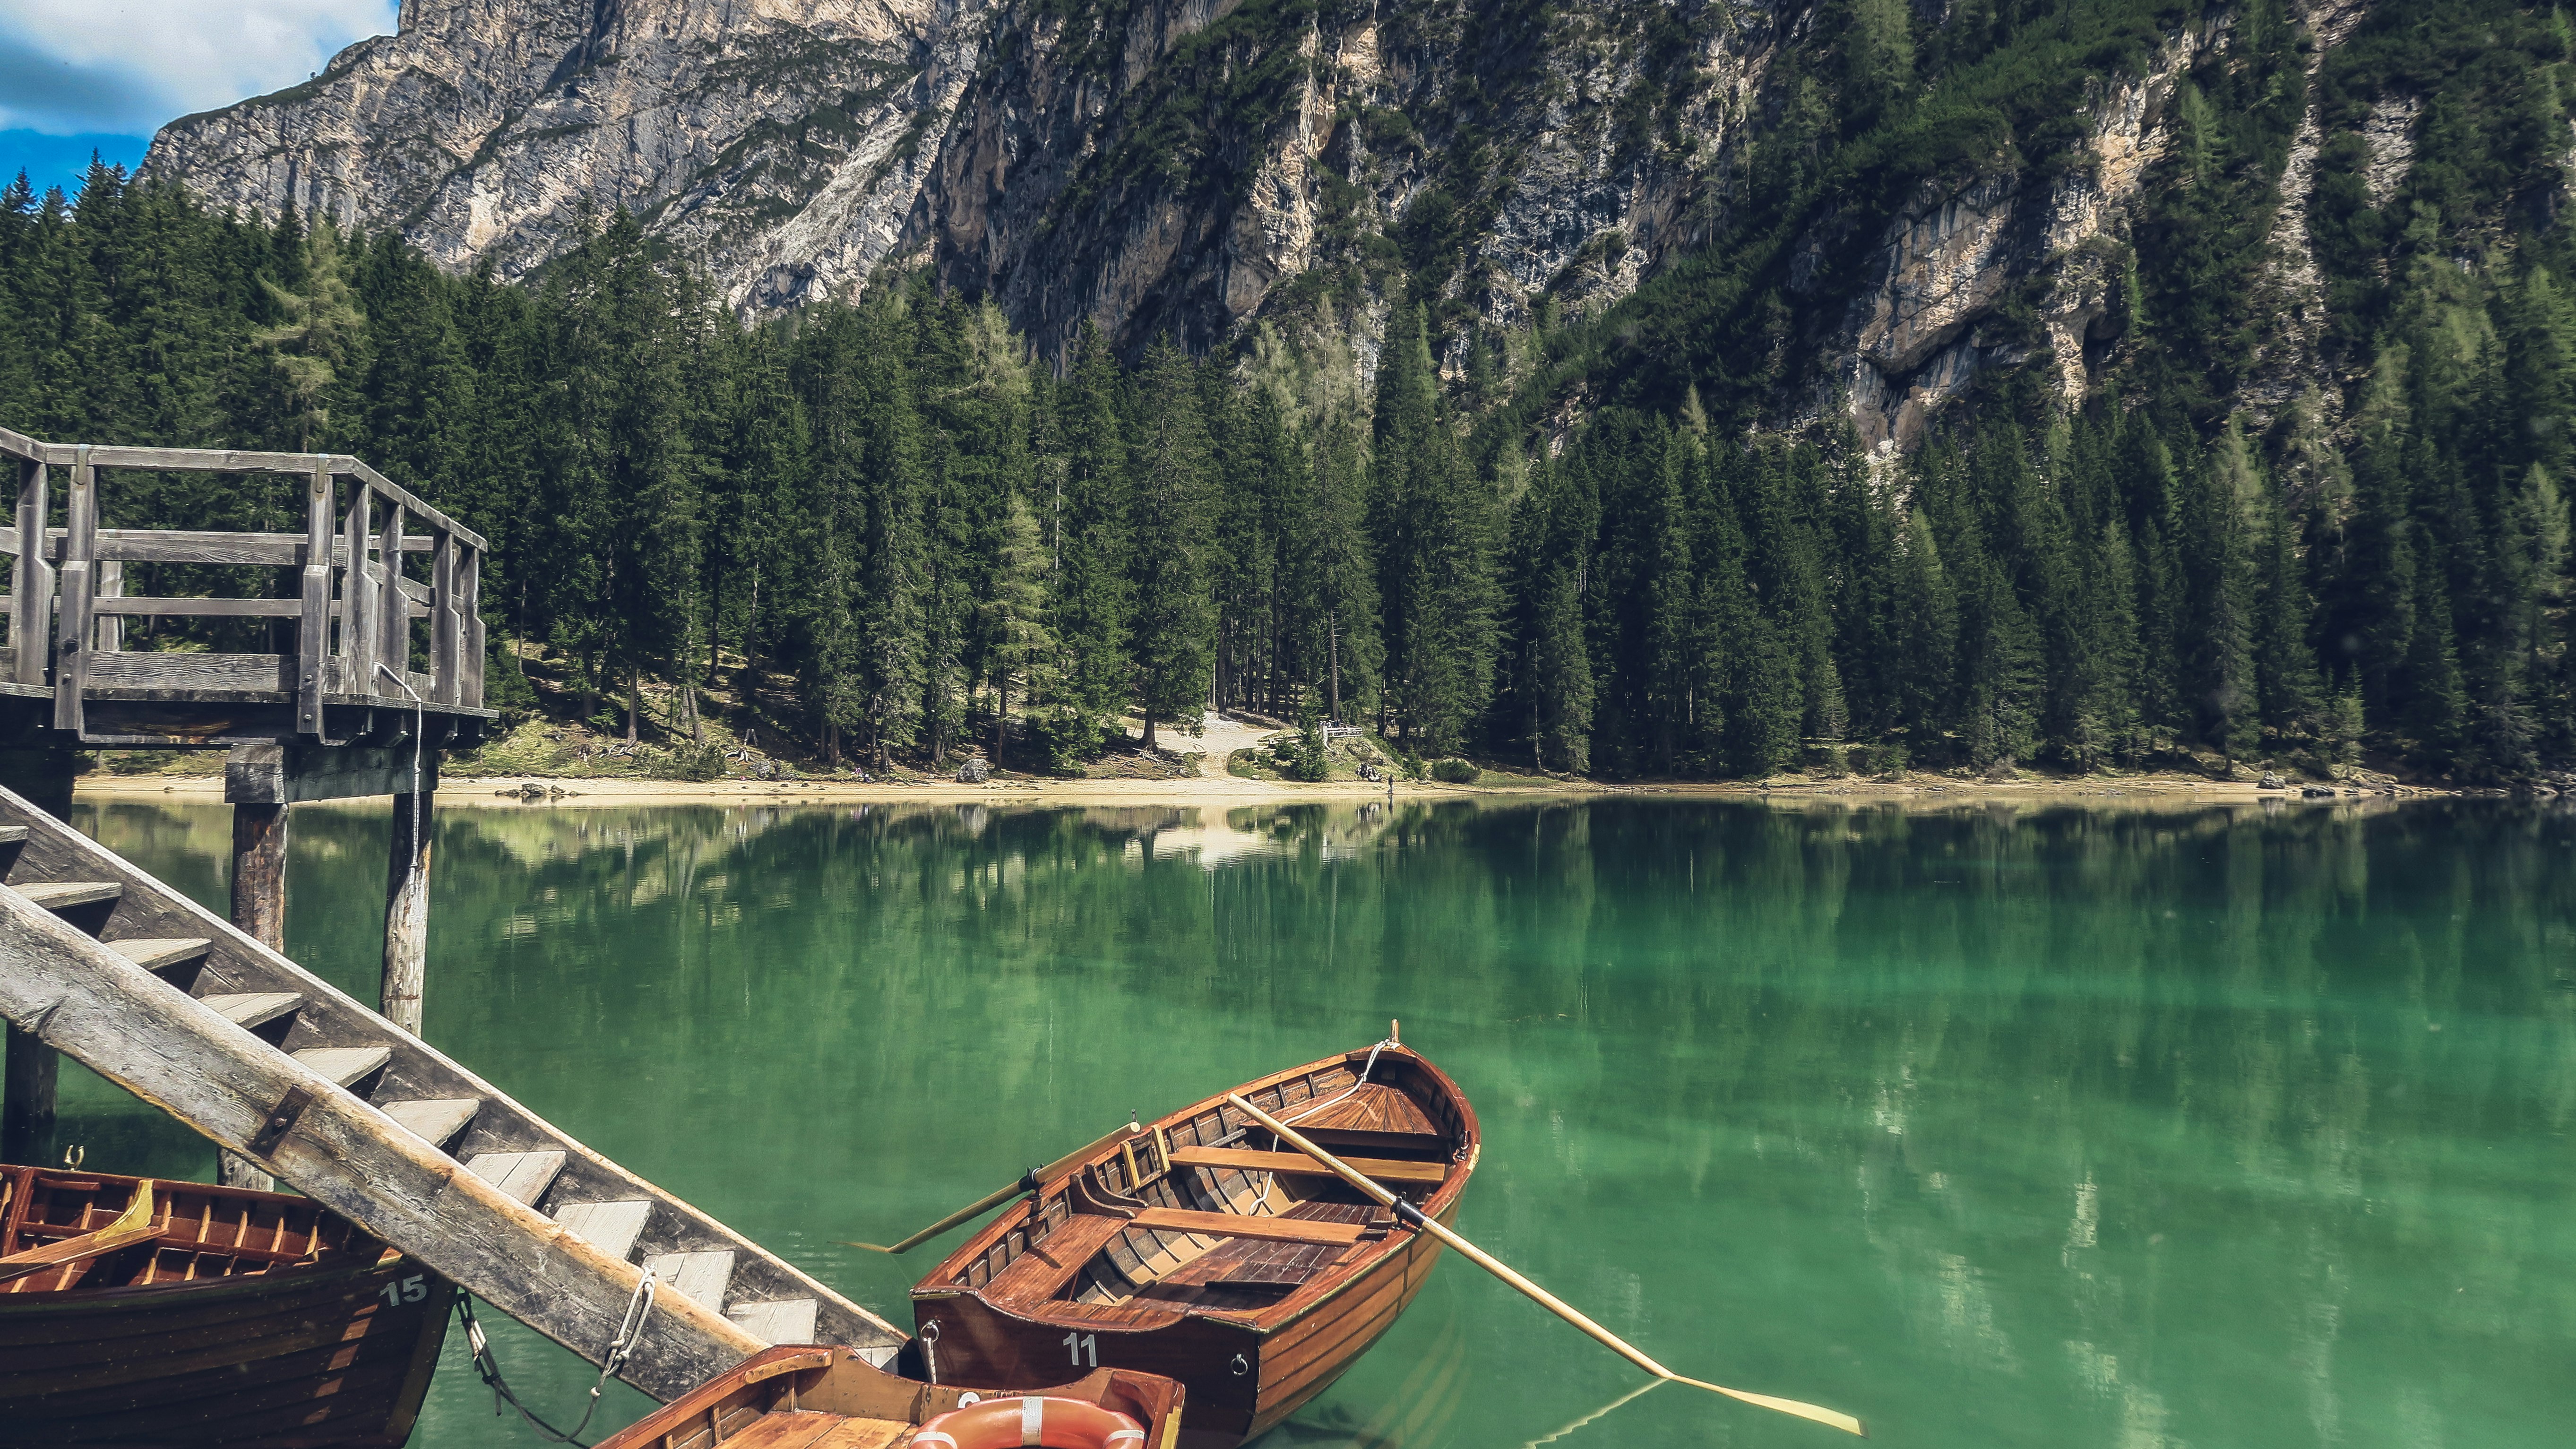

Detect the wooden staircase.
[{"left": 0, "top": 783, "right": 905, "bottom": 1400}]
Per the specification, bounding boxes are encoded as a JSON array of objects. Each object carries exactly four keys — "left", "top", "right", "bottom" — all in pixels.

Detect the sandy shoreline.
[{"left": 69, "top": 770, "right": 2455, "bottom": 811}]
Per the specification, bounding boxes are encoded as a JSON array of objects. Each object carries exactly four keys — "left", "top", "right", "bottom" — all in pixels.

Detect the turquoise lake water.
[{"left": 55, "top": 795, "right": 2576, "bottom": 1448}]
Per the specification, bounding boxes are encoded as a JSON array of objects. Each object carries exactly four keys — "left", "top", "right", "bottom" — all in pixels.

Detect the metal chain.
[{"left": 454, "top": 1268, "right": 656, "bottom": 1447}]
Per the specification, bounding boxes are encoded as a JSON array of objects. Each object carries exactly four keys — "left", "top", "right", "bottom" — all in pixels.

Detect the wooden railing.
[{"left": 0, "top": 426, "right": 486, "bottom": 742}]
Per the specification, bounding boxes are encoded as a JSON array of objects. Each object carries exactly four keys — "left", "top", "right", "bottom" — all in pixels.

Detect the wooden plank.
[
  {"left": 466, "top": 1151, "right": 567, "bottom": 1206},
  {"left": 52, "top": 448, "right": 95, "bottom": 732},
  {"left": 90, "top": 596, "right": 303, "bottom": 617},
  {"left": 0, "top": 425, "right": 43, "bottom": 463},
  {"left": 0, "top": 826, "right": 24, "bottom": 843},
  {"left": 290, "top": 1045, "right": 391, "bottom": 1087},
  {"left": 727, "top": 1300, "right": 820, "bottom": 1346},
  {"left": 18, "top": 881, "right": 122, "bottom": 910},
  {"left": 201, "top": 992, "right": 302, "bottom": 1029},
  {"left": 1126, "top": 1208, "right": 1370, "bottom": 1246},
  {"left": 555, "top": 1199, "right": 653, "bottom": 1260},
  {"left": 11, "top": 459, "right": 49, "bottom": 686},
  {"left": 225, "top": 744, "right": 440, "bottom": 805},
  {"left": 57, "top": 444, "right": 351, "bottom": 475},
  {"left": 106, "top": 938, "right": 209, "bottom": 971},
  {"left": 85, "top": 653, "right": 297, "bottom": 691},
  {"left": 1168, "top": 1146, "right": 1447, "bottom": 1186},
  {"left": 380, "top": 1097, "right": 479, "bottom": 1149},
  {"left": 646, "top": 1251, "right": 736, "bottom": 1311}
]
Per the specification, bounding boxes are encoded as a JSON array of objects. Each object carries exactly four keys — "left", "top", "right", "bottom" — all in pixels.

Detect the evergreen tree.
[{"left": 1126, "top": 340, "right": 1217, "bottom": 748}]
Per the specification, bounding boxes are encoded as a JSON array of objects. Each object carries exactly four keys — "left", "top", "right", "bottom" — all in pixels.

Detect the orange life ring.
[{"left": 911, "top": 1396, "right": 1147, "bottom": 1449}]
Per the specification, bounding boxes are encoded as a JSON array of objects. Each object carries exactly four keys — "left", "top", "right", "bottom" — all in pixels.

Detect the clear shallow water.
[{"left": 55, "top": 796, "right": 2576, "bottom": 1449}]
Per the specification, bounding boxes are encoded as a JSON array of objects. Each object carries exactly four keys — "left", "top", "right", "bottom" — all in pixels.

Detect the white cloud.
[{"left": 0, "top": 0, "right": 397, "bottom": 136}]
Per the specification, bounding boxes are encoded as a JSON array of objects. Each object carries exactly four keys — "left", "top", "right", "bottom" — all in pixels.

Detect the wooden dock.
[{"left": 0, "top": 425, "right": 493, "bottom": 749}]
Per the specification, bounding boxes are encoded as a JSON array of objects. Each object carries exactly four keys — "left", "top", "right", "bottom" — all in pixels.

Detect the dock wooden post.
[
  {"left": 223, "top": 753, "right": 288, "bottom": 1191},
  {"left": 382, "top": 785, "right": 430, "bottom": 1036},
  {"left": 0, "top": 747, "right": 75, "bottom": 1167}
]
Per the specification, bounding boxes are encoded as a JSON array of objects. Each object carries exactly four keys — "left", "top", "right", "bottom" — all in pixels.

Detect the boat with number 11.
[{"left": 909, "top": 1033, "right": 1477, "bottom": 1449}]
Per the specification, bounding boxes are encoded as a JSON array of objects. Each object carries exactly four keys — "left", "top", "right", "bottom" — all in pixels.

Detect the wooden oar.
[
  {"left": 0, "top": 1176, "right": 158, "bottom": 1284},
  {"left": 841, "top": 1126, "right": 1138, "bottom": 1254},
  {"left": 1225, "top": 1094, "right": 1866, "bottom": 1437}
]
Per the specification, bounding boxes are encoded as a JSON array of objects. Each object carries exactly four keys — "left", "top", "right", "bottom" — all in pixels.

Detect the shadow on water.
[{"left": 55, "top": 794, "right": 2576, "bottom": 1448}]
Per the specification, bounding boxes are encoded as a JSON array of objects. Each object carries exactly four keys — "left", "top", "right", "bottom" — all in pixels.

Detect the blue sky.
[{"left": 0, "top": 1, "right": 396, "bottom": 193}]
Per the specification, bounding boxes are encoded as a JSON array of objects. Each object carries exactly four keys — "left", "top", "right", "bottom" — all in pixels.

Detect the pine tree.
[
  {"left": 1893, "top": 506, "right": 1958, "bottom": 755},
  {"left": 1047, "top": 322, "right": 1132, "bottom": 753},
  {"left": 984, "top": 494, "right": 1057, "bottom": 767},
  {"left": 254, "top": 216, "right": 364, "bottom": 453},
  {"left": 1126, "top": 340, "right": 1217, "bottom": 748}
]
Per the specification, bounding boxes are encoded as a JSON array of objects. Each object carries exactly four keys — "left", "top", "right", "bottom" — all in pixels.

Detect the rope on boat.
[
  {"left": 1251, "top": 1037, "right": 1392, "bottom": 1214},
  {"left": 455, "top": 1266, "right": 658, "bottom": 1447}
]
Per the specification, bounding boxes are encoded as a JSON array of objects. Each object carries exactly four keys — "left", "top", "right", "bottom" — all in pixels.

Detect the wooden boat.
[
  {"left": 912, "top": 1041, "right": 1478, "bottom": 1448},
  {"left": 0, "top": 1163, "right": 453, "bottom": 1447},
  {"left": 595, "top": 1343, "right": 1185, "bottom": 1449}
]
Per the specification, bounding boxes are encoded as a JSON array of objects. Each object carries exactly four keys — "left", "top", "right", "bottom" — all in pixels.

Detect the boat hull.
[
  {"left": 0, "top": 1166, "right": 452, "bottom": 1448},
  {"left": 918, "top": 1201, "right": 1452, "bottom": 1447},
  {"left": 911, "top": 1044, "right": 1478, "bottom": 1449}
]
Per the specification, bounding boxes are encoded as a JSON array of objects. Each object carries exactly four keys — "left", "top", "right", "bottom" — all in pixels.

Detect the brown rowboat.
[
  {"left": 911, "top": 1041, "right": 1478, "bottom": 1448},
  {"left": 0, "top": 1163, "right": 451, "bottom": 1447},
  {"left": 594, "top": 1343, "right": 1187, "bottom": 1449}
]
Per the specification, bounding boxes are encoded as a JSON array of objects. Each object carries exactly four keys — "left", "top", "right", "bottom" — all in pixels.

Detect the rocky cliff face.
[
  {"left": 145, "top": 0, "right": 2401, "bottom": 448},
  {"left": 144, "top": 0, "right": 990, "bottom": 309}
]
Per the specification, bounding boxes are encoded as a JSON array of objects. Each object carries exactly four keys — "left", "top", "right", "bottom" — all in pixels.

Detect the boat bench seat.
[
  {"left": 982, "top": 1212, "right": 1132, "bottom": 1301},
  {"left": 1126, "top": 1207, "right": 1371, "bottom": 1247},
  {"left": 1167, "top": 1146, "right": 1447, "bottom": 1186}
]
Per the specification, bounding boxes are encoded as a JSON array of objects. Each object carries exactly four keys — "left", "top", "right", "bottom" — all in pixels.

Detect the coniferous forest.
[{"left": 9, "top": 1, "right": 2576, "bottom": 783}]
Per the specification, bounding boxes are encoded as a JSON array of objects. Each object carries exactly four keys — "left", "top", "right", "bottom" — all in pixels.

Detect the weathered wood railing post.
[
  {"left": 298, "top": 462, "right": 333, "bottom": 737},
  {"left": 342, "top": 485, "right": 377, "bottom": 700},
  {"left": 14, "top": 456, "right": 52, "bottom": 687},
  {"left": 50, "top": 445, "right": 93, "bottom": 735},
  {"left": 431, "top": 527, "right": 460, "bottom": 704}
]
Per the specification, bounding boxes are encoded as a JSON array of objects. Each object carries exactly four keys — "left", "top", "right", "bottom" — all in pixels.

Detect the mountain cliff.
[{"left": 146, "top": 0, "right": 2423, "bottom": 450}]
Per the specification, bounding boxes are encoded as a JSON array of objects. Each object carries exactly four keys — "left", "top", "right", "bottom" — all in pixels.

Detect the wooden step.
[
  {"left": 1127, "top": 1207, "right": 1370, "bottom": 1246},
  {"left": 199, "top": 992, "right": 303, "bottom": 1030},
  {"left": 18, "top": 880, "right": 121, "bottom": 910},
  {"left": 0, "top": 825, "right": 27, "bottom": 844},
  {"left": 291, "top": 1045, "right": 391, "bottom": 1087},
  {"left": 555, "top": 1200, "right": 654, "bottom": 1260},
  {"left": 727, "top": 1299, "right": 819, "bottom": 1345},
  {"left": 466, "top": 1151, "right": 568, "bottom": 1206},
  {"left": 108, "top": 938, "right": 212, "bottom": 971},
  {"left": 1168, "top": 1145, "right": 1447, "bottom": 1186},
  {"left": 380, "top": 1097, "right": 480, "bottom": 1149},
  {"left": 645, "top": 1250, "right": 736, "bottom": 1311}
]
